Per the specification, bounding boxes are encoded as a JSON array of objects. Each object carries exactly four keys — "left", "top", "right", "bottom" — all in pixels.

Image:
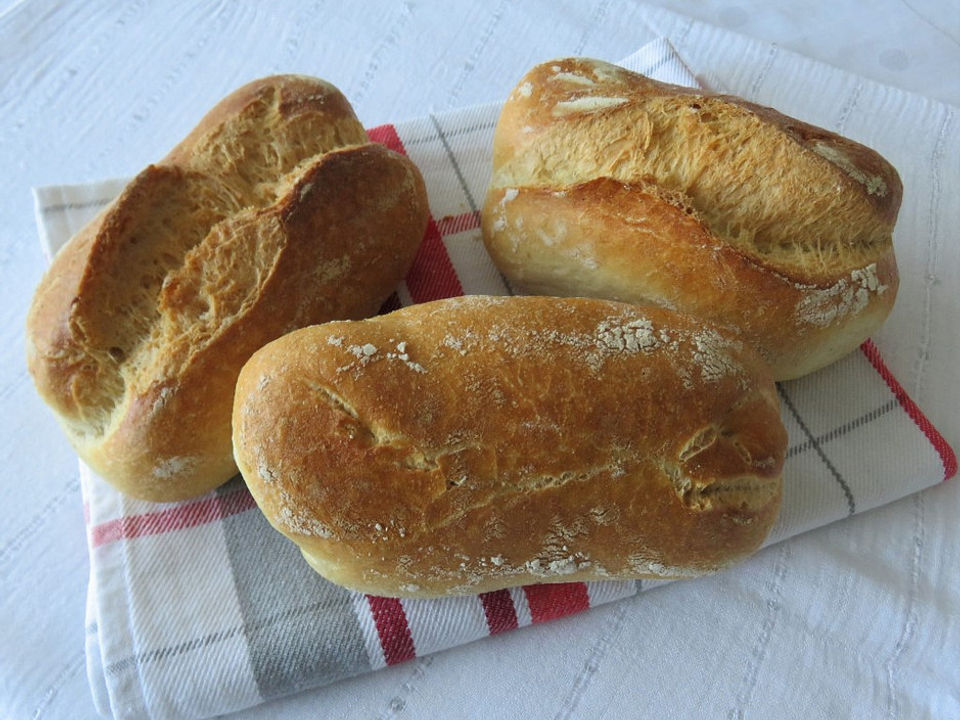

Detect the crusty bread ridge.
[
  {"left": 27, "top": 75, "right": 429, "bottom": 501},
  {"left": 482, "top": 58, "right": 901, "bottom": 380},
  {"left": 233, "top": 296, "right": 787, "bottom": 598}
]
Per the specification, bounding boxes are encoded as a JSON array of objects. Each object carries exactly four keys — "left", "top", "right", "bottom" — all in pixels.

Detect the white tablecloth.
[{"left": 3, "top": 2, "right": 959, "bottom": 719}]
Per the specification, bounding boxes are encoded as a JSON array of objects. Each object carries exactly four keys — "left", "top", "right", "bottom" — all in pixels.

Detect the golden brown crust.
[
  {"left": 483, "top": 178, "right": 898, "bottom": 380},
  {"left": 233, "top": 296, "right": 786, "bottom": 598},
  {"left": 26, "top": 75, "right": 429, "bottom": 501},
  {"left": 482, "top": 58, "right": 901, "bottom": 379},
  {"left": 723, "top": 96, "right": 903, "bottom": 226}
]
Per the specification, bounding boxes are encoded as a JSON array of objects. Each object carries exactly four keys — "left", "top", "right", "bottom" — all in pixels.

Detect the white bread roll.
[
  {"left": 482, "top": 58, "right": 901, "bottom": 380},
  {"left": 233, "top": 296, "right": 787, "bottom": 598},
  {"left": 26, "top": 75, "right": 429, "bottom": 501}
]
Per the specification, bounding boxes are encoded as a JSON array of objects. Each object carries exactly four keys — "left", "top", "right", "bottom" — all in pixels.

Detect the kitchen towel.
[{"left": 33, "top": 37, "right": 956, "bottom": 720}]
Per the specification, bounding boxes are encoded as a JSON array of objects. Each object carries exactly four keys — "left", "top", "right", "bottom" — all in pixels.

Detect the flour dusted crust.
[
  {"left": 233, "top": 296, "right": 787, "bottom": 598},
  {"left": 482, "top": 58, "right": 901, "bottom": 380},
  {"left": 26, "top": 75, "right": 429, "bottom": 501}
]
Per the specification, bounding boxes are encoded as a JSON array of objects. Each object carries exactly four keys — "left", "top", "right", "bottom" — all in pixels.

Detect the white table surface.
[{"left": 2, "top": 2, "right": 958, "bottom": 719}]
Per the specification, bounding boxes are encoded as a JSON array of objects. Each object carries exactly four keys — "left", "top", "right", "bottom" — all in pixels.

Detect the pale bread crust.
[
  {"left": 27, "top": 75, "right": 429, "bottom": 501},
  {"left": 482, "top": 58, "right": 901, "bottom": 380},
  {"left": 233, "top": 296, "right": 787, "bottom": 598}
]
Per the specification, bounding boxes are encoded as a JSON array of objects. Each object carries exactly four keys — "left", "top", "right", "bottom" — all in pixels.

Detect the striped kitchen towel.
[{"left": 33, "top": 39, "right": 956, "bottom": 720}]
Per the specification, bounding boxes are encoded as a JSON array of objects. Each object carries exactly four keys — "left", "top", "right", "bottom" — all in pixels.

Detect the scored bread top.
[
  {"left": 27, "top": 75, "right": 429, "bottom": 500},
  {"left": 482, "top": 58, "right": 900, "bottom": 380},
  {"left": 490, "top": 58, "right": 901, "bottom": 282},
  {"left": 233, "top": 296, "right": 786, "bottom": 597}
]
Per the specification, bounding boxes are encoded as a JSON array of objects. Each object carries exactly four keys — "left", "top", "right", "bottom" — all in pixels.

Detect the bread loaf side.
[
  {"left": 233, "top": 296, "right": 787, "bottom": 598},
  {"left": 482, "top": 58, "right": 901, "bottom": 380},
  {"left": 27, "top": 75, "right": 429, "bottom": 501}
]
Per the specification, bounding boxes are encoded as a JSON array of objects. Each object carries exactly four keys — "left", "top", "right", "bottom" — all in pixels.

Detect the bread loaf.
[
  {"left": 26, "top": 75, "right": 429, "bottom": 501},
  {"left": 482, "top": 58, "right": 901, "bottom": 380},
  {"left": 233, "top": 296, "right": 787, "bottom": 598}
]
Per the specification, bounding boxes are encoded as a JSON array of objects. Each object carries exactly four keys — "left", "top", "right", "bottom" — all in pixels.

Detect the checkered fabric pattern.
[{"left": 33, "top": 39, "right": 955, "bottom": 720}]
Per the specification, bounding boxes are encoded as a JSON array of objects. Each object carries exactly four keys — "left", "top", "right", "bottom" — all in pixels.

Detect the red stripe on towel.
[
  {"left": 437, "top": 210, "right": 481, "bottom": 236},
  {"left": 860, "top": 339, "right": 957, "bottom": 480},
  {"left": 524, "top": 583, "right": 591, "bottom": 623},
  {"left": 366, "top": 123, "right": 406, "bottom": 154},
  {"left": 405, "top": 218, "right": 465, "bottom": 302},
  {"left": 90, "top": 489, "right": 256, "bottom": 547},
  {"left": 479, "top": 589, "right": 520, "bottom": 634},
  {"left": 367, "top": 596, "right": 416, "bottom": 665}
]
